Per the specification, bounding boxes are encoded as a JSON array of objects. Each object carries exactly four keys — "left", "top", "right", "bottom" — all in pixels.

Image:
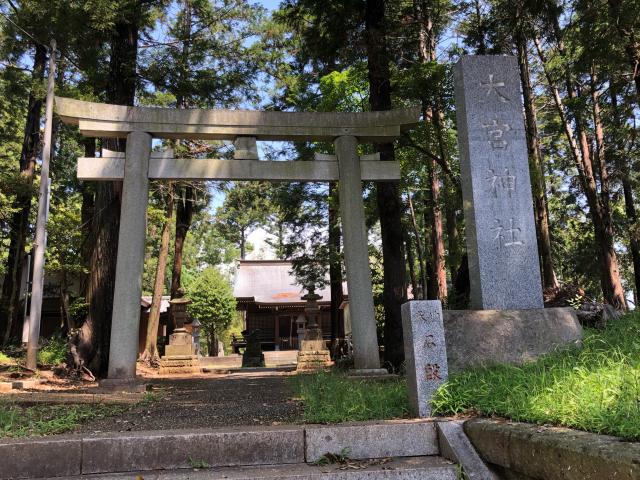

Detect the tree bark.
[
  {"left": 607, "top": 0, "right": 640, "bottom": 101},
  {"left": 169, "top": 186, "right": 194, "bottom": 335},
  {"left": 417, "top": 0, "right": 447, "bottom": 301},
  {"left": 328, "top": 182, "right": 344, "bottom": 347},
  {"left": 366, "top": 0, "right": 406, "bottom": 369},
  {"left": 74, "top": 10, "right": 141, "bottom": 376},
  {"left": 444, "top": 179, "right": 461, "bottom": 283},
  {"left": 404, "top": 228, "right": 419, "bottom": 299},
  {"left": 516, "top": 35, "right": 558, "bottom": 290},
  {"left": 0, "top": 44, "right": 46, "bottom": 346},
  {"left": 407, "top": 190, "right": 427, "bottom": 297},
  {"left": 535, "top": 36, "right": 627, "bottom": 309},
  {"left": 141, "top": 184, "right": 174, "bottom": 366},
  {"left": 610, "top": 86, "right": 640, "bottom": 299}
]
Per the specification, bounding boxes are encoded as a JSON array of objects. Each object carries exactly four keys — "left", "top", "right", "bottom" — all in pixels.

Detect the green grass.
[
  {"left": 291, "top": 371, "right": 410, "bottom": 423},
  {"left": 0, "top": 351, "right": 15, "bottom": 365},
  {"left": 0, "top": 402, "right": 125, "bottom": 438},
  {"left": 432, "top": 313, "right": 640, "bottom": 440}
]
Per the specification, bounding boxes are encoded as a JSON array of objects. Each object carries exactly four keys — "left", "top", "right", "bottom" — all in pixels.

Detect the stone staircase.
[{"left": 3, "top": 420, "right": 492, "bottom": 480}]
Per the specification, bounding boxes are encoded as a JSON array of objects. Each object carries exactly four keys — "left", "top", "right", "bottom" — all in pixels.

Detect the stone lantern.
[
  {"left": 163, "top": 288, "right": 196, "bottom": 359},
  {"left": 296, "top": 286, "right": 331, "bottom": 371}
]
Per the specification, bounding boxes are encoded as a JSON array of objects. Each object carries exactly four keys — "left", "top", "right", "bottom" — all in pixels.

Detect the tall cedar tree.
[
  {"left": 75, "top": 1, "right": 143, "bottom": 376},
  {"left": 366, "top": 0, "right": 406, "bottom": 368},
  {"left": 0, "top": 44, "right": 46, "bottom": 345}
]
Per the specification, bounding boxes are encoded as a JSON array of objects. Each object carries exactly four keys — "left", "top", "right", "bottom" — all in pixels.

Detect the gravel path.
[{"left": 75, "top": 372, "right": 303, "bottom": 434}]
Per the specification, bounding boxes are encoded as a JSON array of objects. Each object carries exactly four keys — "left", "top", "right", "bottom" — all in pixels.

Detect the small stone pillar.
[
  {"left": 242, "top": 330, "right": 265, "bottom": 367},
  {"left": 159, "top": 289, "right": 199, "bottom": 374},
  {"left": 335, "top": 136, "right": 384, "bottom": 373},
  {"left": 106, "top": 131, "right": 152, "bottom": 382},
  {"left": 296, "top": 289, "right": 332, "bottom": 371},
  {"left": 402, "top": 300, "right": 448, "bottom": 418}
]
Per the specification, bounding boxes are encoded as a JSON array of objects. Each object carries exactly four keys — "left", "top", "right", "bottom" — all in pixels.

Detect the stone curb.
[
  {"left": 0, "top": 435, "right": 82, "bottom": 479},
  {"left": 305, "top": 419, "right": 438, "bottom": 462},
  {"left": 82, "top": 425, "right": 304, "bottom": 474},
  {"left": 435, "top": 420, "right": 498, "bottom": 480},
  {"left": 0, "top": 420, "right": 442, "bottom": 479},
  {"left": 464, "top": 418, "right": 640, "bottom": 480}
]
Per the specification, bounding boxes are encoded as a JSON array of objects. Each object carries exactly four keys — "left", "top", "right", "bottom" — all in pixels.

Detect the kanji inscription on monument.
[
  {"left": 401, "top": 300, "right": 448, "bottom": 418},
  {"left": 454, "top": 56, "right": 543, "bottom": 309}
]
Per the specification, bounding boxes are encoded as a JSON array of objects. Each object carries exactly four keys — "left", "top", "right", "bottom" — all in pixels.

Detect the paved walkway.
[{"left": 74, "top": 372, "right": 303, "bottom": 434}]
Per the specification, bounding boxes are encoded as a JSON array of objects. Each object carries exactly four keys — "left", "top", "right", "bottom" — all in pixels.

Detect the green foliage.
[
  {"left": 186, "top": 267, "right": 236, "bottom": 340},
  {"left": 216, "top": 312, "right": 244, "bottom": 355},
  {"left": 432, "top": 313, "right": 640, "bottom": 440},
  {"left": 187, "top": 456, "right": 211, "bottom": 469},
  {"left": 215, "top": 182, "right": 270, "bottom": 259},
  {"left": 0, "top": 403, "right": 124, "bottom": 438},
  {"left": 37, "top": 337, "right": 68, "bottom": 366},
  {"left": 291, "top": 371, "right": 410, "bottom": 423},
  {"left": 0, "top": 351, "right": 15, "bottom": 365}
]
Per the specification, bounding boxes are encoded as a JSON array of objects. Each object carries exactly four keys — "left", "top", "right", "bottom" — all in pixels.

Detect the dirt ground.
[{"left": 73, "top": 371, "right": 303, "bottom": 434}]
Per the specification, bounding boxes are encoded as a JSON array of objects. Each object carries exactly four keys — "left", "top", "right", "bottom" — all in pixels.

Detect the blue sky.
[{"left": 257, "top": 0, "right": 281, "bottom": 10}]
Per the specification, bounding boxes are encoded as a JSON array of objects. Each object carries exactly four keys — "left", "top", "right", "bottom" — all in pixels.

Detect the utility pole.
[{"left": 26, "top": 39, "right": 57, "bottom": 371}]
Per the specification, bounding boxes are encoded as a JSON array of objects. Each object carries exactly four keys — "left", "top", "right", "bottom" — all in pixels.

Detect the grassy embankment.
[
  {"left": 432, "top": 312, "right": 640, "bottom": 440},
  {"left": 293, "top": 314, "right": 640, "bottom": 440}
]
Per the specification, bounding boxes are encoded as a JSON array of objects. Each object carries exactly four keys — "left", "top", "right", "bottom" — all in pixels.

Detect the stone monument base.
[
  {"left": 443, "top": 307, "right": 582, "bottom": 373},
  {"left": 159, "top": 355, "right": 200, "bottom": 375},
  {"left": 296, "top": 339, "right": 331, "bottom": 372},
  {"left": 99, "top": 378, "right": 149, "bottom": 392},
  {"left": 242, "top": 353, "right": 265, "bottom": 368}
]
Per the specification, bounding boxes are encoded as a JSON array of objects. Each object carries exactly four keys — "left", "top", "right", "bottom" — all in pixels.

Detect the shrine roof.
[{"left": 233, "top": 260, "right": 346, "bottom": 306}]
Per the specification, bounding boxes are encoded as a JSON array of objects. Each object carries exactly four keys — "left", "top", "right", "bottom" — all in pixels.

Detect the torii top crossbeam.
[{"left": 55, "top": 97, "right": 420, "bottom": 142}]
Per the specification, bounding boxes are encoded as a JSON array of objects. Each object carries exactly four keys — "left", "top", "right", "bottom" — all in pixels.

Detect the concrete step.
[
  {"left": 1, "top": 420, "right": 440, "bottom": 479},
  {"left": 42, "top": 456, "right": 458, "bottom": 480}
]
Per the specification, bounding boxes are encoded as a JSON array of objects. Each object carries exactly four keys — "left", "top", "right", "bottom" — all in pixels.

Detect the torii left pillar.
[{"left": 106, "top": 131, "right": 152, "bottom": 381}]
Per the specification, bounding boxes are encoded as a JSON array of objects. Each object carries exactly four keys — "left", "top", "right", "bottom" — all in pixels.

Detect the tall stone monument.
[{"left": 454, "top": 56, "right": 544, "bottom": 310}]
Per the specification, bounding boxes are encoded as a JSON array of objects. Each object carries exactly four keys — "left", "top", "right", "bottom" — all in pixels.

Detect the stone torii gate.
[{"left": 54, "top": 96, "right": 420, "bottom": 381}]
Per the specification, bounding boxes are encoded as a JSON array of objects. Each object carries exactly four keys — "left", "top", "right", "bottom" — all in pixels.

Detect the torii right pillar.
[
  {"left": 454, "top": 56, "right": 543, "bottom": 309},
  {"left": 335, "top": 135, "right": 385, "bottom": 372}
]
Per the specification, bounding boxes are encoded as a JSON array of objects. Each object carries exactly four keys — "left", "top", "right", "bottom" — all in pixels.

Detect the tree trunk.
[
  {"left": 417, "top": 0, "right": 447, "bottom": 301},
  {"left": 59, "top": 270, "right": 71, "bottom": 335},
  {"left": 610, "top": 86, "right": 640, "bottom": 299},
  {"left": 407, "top": 190, "right": 427, "bottom": 297},
  {"left": 80, "top": 139, "right": 96, "bottom": 295},
  {"left": 516, "top": 35, "right": 558, "bottom": 290},
  {"left": 0, "top": 44, "right": 46, "bottom": 346},
  {"left": 169, "top": 186, "right": 194, "bottom": 335},
  {"left": 607, "top": 0, "right": 640, "bottom": 101},
  {"left": 73, "top": 11, "right": 140, "bottom": 377},
  {"left": 141, "top": 184, "right": 174, "bottom": 366},
  {"left": 404, "top": 228, "right": 419, "bottom": 298},
  {"left": 535, "top": 35, "right": 626, "bottom": 309},
  {"left": 366, "top": 0, "right": 406, "bottom": 369},
  {"left": 444, "top": 179, "right": 461, "bottom": 283},
  {"left": 328, "top": 182, "right": 344, "bottom": 348}
]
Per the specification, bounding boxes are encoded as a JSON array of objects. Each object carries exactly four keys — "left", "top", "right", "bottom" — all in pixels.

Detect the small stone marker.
[
  {"left": 454, "top": 55, "right": 544, "bottom": 310},
  {"left": 402, "top": 300, "right": 448, "bottom": 418}
]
